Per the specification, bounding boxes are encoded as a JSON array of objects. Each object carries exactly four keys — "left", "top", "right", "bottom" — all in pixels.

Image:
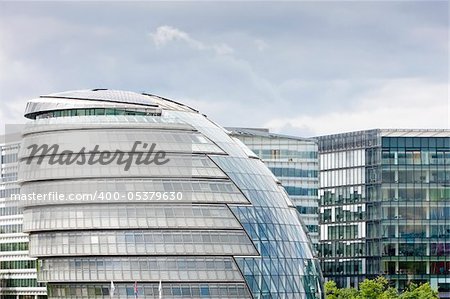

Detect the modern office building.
[
  {"left": 0, "top": 138, "right": 47, "bottom": 298},
  {"left": 19, "top": 89, "right": 323, "bottom": 298},
  {"left": 228, "top": 128, "right": 319, "bottom": 246},
  {"left": 317, "top": 129, "right": 450, "bottom": 296}
]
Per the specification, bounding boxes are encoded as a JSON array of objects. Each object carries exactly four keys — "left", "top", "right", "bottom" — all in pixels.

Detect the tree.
[
  {"left": 325, "top": 280, "right": 358, "bottom": 299},
  {"left": 324, "top": 277, "right": 438, "bottom": 299},
  {"left": 379, "top": 287, "right": 399, "bottom": 299},
  {"left": 338, "top": 287, "right": 359, "bottom": 299},
  {"left": 358, "top": 276, "right": 390, "bottom": 299},
  {"left": 325, "top": 280, "right": 339, "bottom": 299},
  {"left": 399, "top": 283, "right": 438, "bottom": 299}
]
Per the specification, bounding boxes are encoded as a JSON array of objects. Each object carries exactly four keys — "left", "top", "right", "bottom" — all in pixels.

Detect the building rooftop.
[
  {"left": 317, "top": 128, "right": 449, "bottom": 139},
  {"left": 379, "top": 129, "right": 450, "bottom": 137},
  {"left": 226, "top": 127, "right": 316, "bottom": 143},
  {"left": 24, "top": 89, "right": 199, "bottom": 119}
]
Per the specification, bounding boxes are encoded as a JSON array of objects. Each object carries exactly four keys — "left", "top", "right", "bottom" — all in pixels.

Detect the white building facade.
[{"left": 0, "top": 139, "right": 47, "bottom": 298}]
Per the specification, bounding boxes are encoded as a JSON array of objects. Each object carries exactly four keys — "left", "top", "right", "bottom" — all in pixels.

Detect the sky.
[{"left": 0, "top": 1, "right": 448, "bottom": 137}]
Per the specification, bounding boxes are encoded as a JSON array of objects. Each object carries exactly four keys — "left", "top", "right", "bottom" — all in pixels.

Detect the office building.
[
  {"left": 19, "top": 89, "right": 323, "bottom": 298},
  {"left": 317, "top": 129, "right": 449, "bottom": 296},
  {"left": 0, "top": 138, "right": 47, "bottom": 298},
  {"left": 228, "top": 128, "right": 319, "bottom": 246}
]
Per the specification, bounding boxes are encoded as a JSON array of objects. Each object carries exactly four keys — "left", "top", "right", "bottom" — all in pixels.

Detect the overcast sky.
[{"left": 0, "top": 1, "right": 448, "bottom": 136}]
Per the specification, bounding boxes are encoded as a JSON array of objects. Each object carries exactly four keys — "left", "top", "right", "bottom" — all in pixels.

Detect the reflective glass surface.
[
  {"left": 213, "top": 156, "right": 323, "bottom": 298},
  {"left": 19, "top": 89, "right": 323, "bottom": 298},
  {"left": 318, "top": 131, "right": 450, "bottom": 293},
  {"left": 48, "top": 282, "right": 251, "bottom": 298},
  {"left": 30, "top": 230, "right": 257, "bottom": 256},
  {"left": 24, "top": 204, "right": 241, "bottom": 231},
  {"left": 39, "top": 256, "right": 243, "bottom": 282}
]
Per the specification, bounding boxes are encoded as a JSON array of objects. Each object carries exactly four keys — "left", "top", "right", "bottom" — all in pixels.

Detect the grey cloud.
[{"left": 0, "top": 1, "right": 447, "bottom": 135}]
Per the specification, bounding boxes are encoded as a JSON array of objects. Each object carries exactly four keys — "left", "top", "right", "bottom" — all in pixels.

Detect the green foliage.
[
  {"left": 399, "top": 283, "right": 439, "bottom": 299},
  {"left": 338, "top": 287, "right": 359, "bottom": 299},
  {"left": 379, "top": 287, "right": 399, "bottom": 299},
  {"left": 325, "top": 280, "right": 358, "bottom": 299},
  {"left": 324, "top": 277, "right": 438, "bottom": 299},
  {"left": 359, "top": 276, "right": 389, "bottom": 299},
  {"left": 325, "top": 280, "right": 339, "bottom": 299}
]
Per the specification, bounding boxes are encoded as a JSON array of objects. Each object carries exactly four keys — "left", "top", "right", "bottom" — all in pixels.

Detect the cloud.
[
  {"left": 265, "top": 78, "right": 449, "bottom": 136},
  {"left": 0, "top": 3, "right": 446, "bottom": 137},
  {"left": 255, "top": 39, "right": 268, "bottom": 51},
  {"left": 149, "top": 25, "right": 193, "bottom": 47},
  {"left": 149, "top": 25, "right": 234, "bottom": 55}
]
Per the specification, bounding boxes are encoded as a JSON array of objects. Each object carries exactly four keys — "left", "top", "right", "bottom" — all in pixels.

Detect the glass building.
[
  {"left": 18, "top": 89, "right": 323, "bottom": 298},
  {"left": 227, "top": 128, "right": 319, "bottom": 246},
  {"left": 317, "top": 129, "right": 450, "bottom": 296},
  {"left": 0, "top": 138, "right": 47, "bottom": 298}
]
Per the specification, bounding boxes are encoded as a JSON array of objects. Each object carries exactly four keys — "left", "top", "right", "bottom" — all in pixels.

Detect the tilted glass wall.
[{"left": 229, "top": 128, "right": 320, "bottom": 247}]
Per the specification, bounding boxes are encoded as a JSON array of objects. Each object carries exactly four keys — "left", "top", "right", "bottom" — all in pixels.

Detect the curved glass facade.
[
  {"left": 19, "top": 89, "right": 323, "bottom": 298},
  {"left": 228, "top": 128, "right": 320, "bottom": 246}
]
